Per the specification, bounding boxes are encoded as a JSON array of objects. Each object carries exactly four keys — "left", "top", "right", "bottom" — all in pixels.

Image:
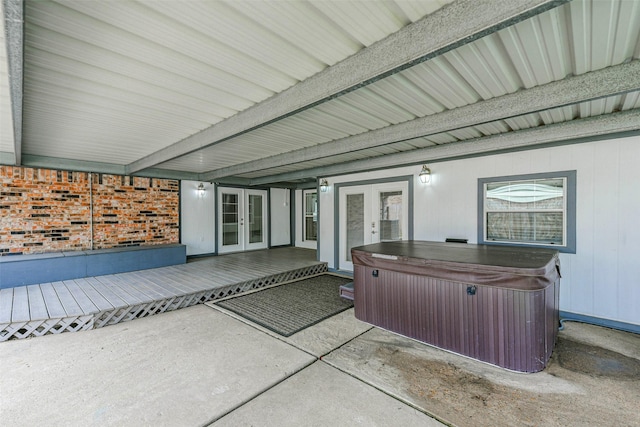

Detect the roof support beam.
[
  {"left": 2, "top": 0, "right": 23, "bottom": 165},
  {"left": 20, "top": 155, "right": 200, "bottom": 180},
  {"left": 203, "top": 59, "right": 640, "bottom": 181},
  {"left": 126, "top": 0, "right": 567, "bottom": 174},
  {"left": 249, "top": 109, "right": 640, "bottom": 185},
  {"left": 209, "top": 176, "right": 251, "bottom": 186}
]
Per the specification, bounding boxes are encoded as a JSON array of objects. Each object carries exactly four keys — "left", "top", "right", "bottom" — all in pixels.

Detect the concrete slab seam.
[
  {"left": 200, "top": 358, "right": 318, "bottom": 427},
  {"left": 322, "top": 345, "right": 455, "bottom": 427},
  {"left": 316, "top": 325, "right": 375, "bottom": 359}
]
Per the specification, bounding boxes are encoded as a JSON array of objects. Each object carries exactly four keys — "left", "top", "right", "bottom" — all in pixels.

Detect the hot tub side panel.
[{"left": 353, "top": 265, "right": 558, "bottom": 373}]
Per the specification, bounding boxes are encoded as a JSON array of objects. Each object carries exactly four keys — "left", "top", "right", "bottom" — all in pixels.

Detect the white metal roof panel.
[
  {"left": 158, "top": 0, "right": 640, "bottom": 179},
  {"left": 20, "top": 0, "right": 459, "bottom": 168},
  {"left": 242, "top": 90, "right": 640, "bottom": 181},
  {"left": 7, "top": 0, "right": 640, "bottom": 183}
]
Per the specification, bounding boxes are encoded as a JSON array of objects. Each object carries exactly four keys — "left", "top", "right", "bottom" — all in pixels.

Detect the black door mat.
[{"left": 213, "top": 274, "right": 354, "bottom": 337}]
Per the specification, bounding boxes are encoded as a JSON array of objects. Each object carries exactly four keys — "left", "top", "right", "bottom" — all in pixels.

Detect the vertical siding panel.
[
  {"left": 592, "top": 143, "right": 620, "bottom": 319},
  {"left": 616, "top": 139, "right": 640, "bottom": 323}
]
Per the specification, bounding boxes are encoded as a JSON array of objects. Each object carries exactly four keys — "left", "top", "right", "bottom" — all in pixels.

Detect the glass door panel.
[
  {"left": 248, "top": 194, "right": 262, "bottom": 243},
  {"left": 378, "top": 191, "right": 403, "bottom": 241},
  {"left": 218, "top": 188, "right": 268, "bottom": 253},
  {"left": 346, "top": 193, "right": 365, "bottom": 262},
  {"left": 338, "top": 182, "right": 408, "bottom": 271},
  {"left": 339, "top": 185, "right": 371, "bottom": 271},
  {"left": 373, "top": 183, "right": 408, "bottom": 246},
  {"left": 246, "top": 192, "right": 266, "bottom": 248},
  {"left": 222, "top": 193, "right": 239, "bottom": 246},
  {"left": 304, "top": 191, "right": 318, "bottom": 241}
]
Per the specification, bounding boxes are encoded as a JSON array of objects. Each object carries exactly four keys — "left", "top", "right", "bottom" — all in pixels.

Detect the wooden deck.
[{"left": 0, "top": 247, "right": 326, "bottom": 341}]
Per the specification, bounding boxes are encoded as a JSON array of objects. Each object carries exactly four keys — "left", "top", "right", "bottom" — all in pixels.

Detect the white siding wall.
[
  {"left": 319, "top": 136, "right": 640, "bottom": 326},
  {"left": 180, "top": 180, "right": 215, "bottom": 256},
  {"left": 270, "top": 188, "right": 291, "bottom": 246}
]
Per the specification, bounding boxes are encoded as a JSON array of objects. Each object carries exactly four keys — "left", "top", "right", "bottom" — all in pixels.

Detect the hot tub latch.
[
  {"left": 466, "top": 285, "right": 477, "bottom": 296},
  {"left": 372, "top": 269, "right": 379, "bottom": 278}
]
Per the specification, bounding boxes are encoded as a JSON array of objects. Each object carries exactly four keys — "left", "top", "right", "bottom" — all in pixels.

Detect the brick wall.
[
  {"left": 92, "top": 174, "right": 179, "bottom": 249},
  {"left": 0, "top": 166, "right": 179, "bottom": 255}
]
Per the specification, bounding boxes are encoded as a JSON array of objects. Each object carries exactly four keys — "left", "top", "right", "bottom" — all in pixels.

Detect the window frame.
[{"left": 477, "top": 170, "right": 576, "bottom": 253}]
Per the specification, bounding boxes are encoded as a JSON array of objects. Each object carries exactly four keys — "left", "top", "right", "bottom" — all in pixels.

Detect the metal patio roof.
[{"left": 2, "top": 0, "right": 639, "bottom": 187}]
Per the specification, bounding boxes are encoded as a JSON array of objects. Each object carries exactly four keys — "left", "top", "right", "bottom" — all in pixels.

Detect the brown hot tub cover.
[{"left": 351, "top": 240, "right": 561, "bottom": 291}]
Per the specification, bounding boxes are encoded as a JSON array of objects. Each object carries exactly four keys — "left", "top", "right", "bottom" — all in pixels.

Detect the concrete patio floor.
[
  {"left": 0, "top": 304, "right": 441, "bottom": 427},
  {"left": 1, "top": 303, "right": 638, "bottom": 427}
]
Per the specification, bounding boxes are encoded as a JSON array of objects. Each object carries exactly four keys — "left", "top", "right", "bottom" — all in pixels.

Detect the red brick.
[{"left": 0, "top": 167, "right": 179, "bottom": 255}]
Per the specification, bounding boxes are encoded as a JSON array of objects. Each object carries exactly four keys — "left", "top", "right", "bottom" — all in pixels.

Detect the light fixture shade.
[
  {"left": 197, "top": 182, "right": 206, "bottom": 197},
  {"left": 320, "top": 179, "right": 329, "bottom": 192},
  {"left": 419, "top": 165, "right": 431, "bottom": 184}
]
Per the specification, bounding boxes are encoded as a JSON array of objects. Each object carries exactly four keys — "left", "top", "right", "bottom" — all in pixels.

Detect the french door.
[
  {"left": 338, "top": 181, "right": 408, "bottom": 271},
  {"left": 218, "top": 187, "right": 268, "bottom": 254}
]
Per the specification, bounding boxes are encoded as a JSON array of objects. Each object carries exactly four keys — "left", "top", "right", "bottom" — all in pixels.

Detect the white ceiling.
[{"left": 2, "top": 0, "right": 640, "bottom": 186}]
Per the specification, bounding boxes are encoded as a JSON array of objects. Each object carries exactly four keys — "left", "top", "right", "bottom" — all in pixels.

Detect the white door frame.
[
  {"left": 337, "top": 180, "right": 409, "bottom": 271},
  {"left": 218, "top": 187, "right": 268, "bottom": 254}
]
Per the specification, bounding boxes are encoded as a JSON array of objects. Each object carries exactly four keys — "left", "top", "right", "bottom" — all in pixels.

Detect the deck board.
[
  {"left": 167, "top": 267, "right": 214, "bottom": 290},
  {"left": 0, "top": 288, "right": 14, "bottom": 323},
  {"left": 62, "top": 280, "right": 101, "bottom": 315},
  {"left": 125, "top": 272, "right": 180, "bottom": 299},
  {"left": 51, "top": 282, "right": 84, "bottom": 317},
  {"left": 84, "top": 277, "right": 128, "bottom": 308},
  {"left": 140, "top": 275, "right": 190, "bottom": 298},
  {"left": 71, "top": 278, "right": 114, "bottom": 312},
  {"left": 163, "top": 271, "right": 211, "bottom": 292},
  {"left": 26, "top": 285, "right": 49, "bottom": 321},
  {"left": 94, "top": 276, "right": 144, "bottom": 306},
  {"left": 40, "top": 283, "right": 67, "bottom": 318},
  {"left": 11, "top": 286, "right": 30, "bottom": 322},
  {"left": 100, "top": 275, "right": 152, "bottom": 304},
  {"left": 145, "top": 270, "right": 198, "bottom": 294}
]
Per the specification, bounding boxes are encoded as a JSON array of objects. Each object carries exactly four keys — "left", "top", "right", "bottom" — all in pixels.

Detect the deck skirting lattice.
[
  {"left": 1, "top": 261, "right": 327, "bottom": 341},
  {"left": 0, "top": 316, "right": 94, "bottom": 341}
]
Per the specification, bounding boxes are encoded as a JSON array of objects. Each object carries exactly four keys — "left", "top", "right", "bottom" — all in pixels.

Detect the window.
[
  {"left": 303, "top": 190, "right": 318, "bottom": 241},
  {"left": 478, "top": 171, "right": 576, "bottom": 253}
]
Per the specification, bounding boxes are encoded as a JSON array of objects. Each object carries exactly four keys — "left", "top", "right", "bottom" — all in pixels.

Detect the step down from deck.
[{"left": 339, "top": 282, "right": 354, "bottom": 301}]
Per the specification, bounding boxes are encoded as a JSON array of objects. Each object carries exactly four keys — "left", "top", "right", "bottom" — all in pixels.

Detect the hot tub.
[{"left": 351, "top": 241, "right": 560, "bottom": 373}]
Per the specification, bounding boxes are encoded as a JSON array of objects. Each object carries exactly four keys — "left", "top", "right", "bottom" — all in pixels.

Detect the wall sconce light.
[
  {"left": 419, "top": 165, "right": 432, "bottom": 184},
  {"left": 320, "top": 179, "right": 329, "bottom": 192},
  {"left": 197, "top": 182, "right": 206, "bottom": 197}
]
